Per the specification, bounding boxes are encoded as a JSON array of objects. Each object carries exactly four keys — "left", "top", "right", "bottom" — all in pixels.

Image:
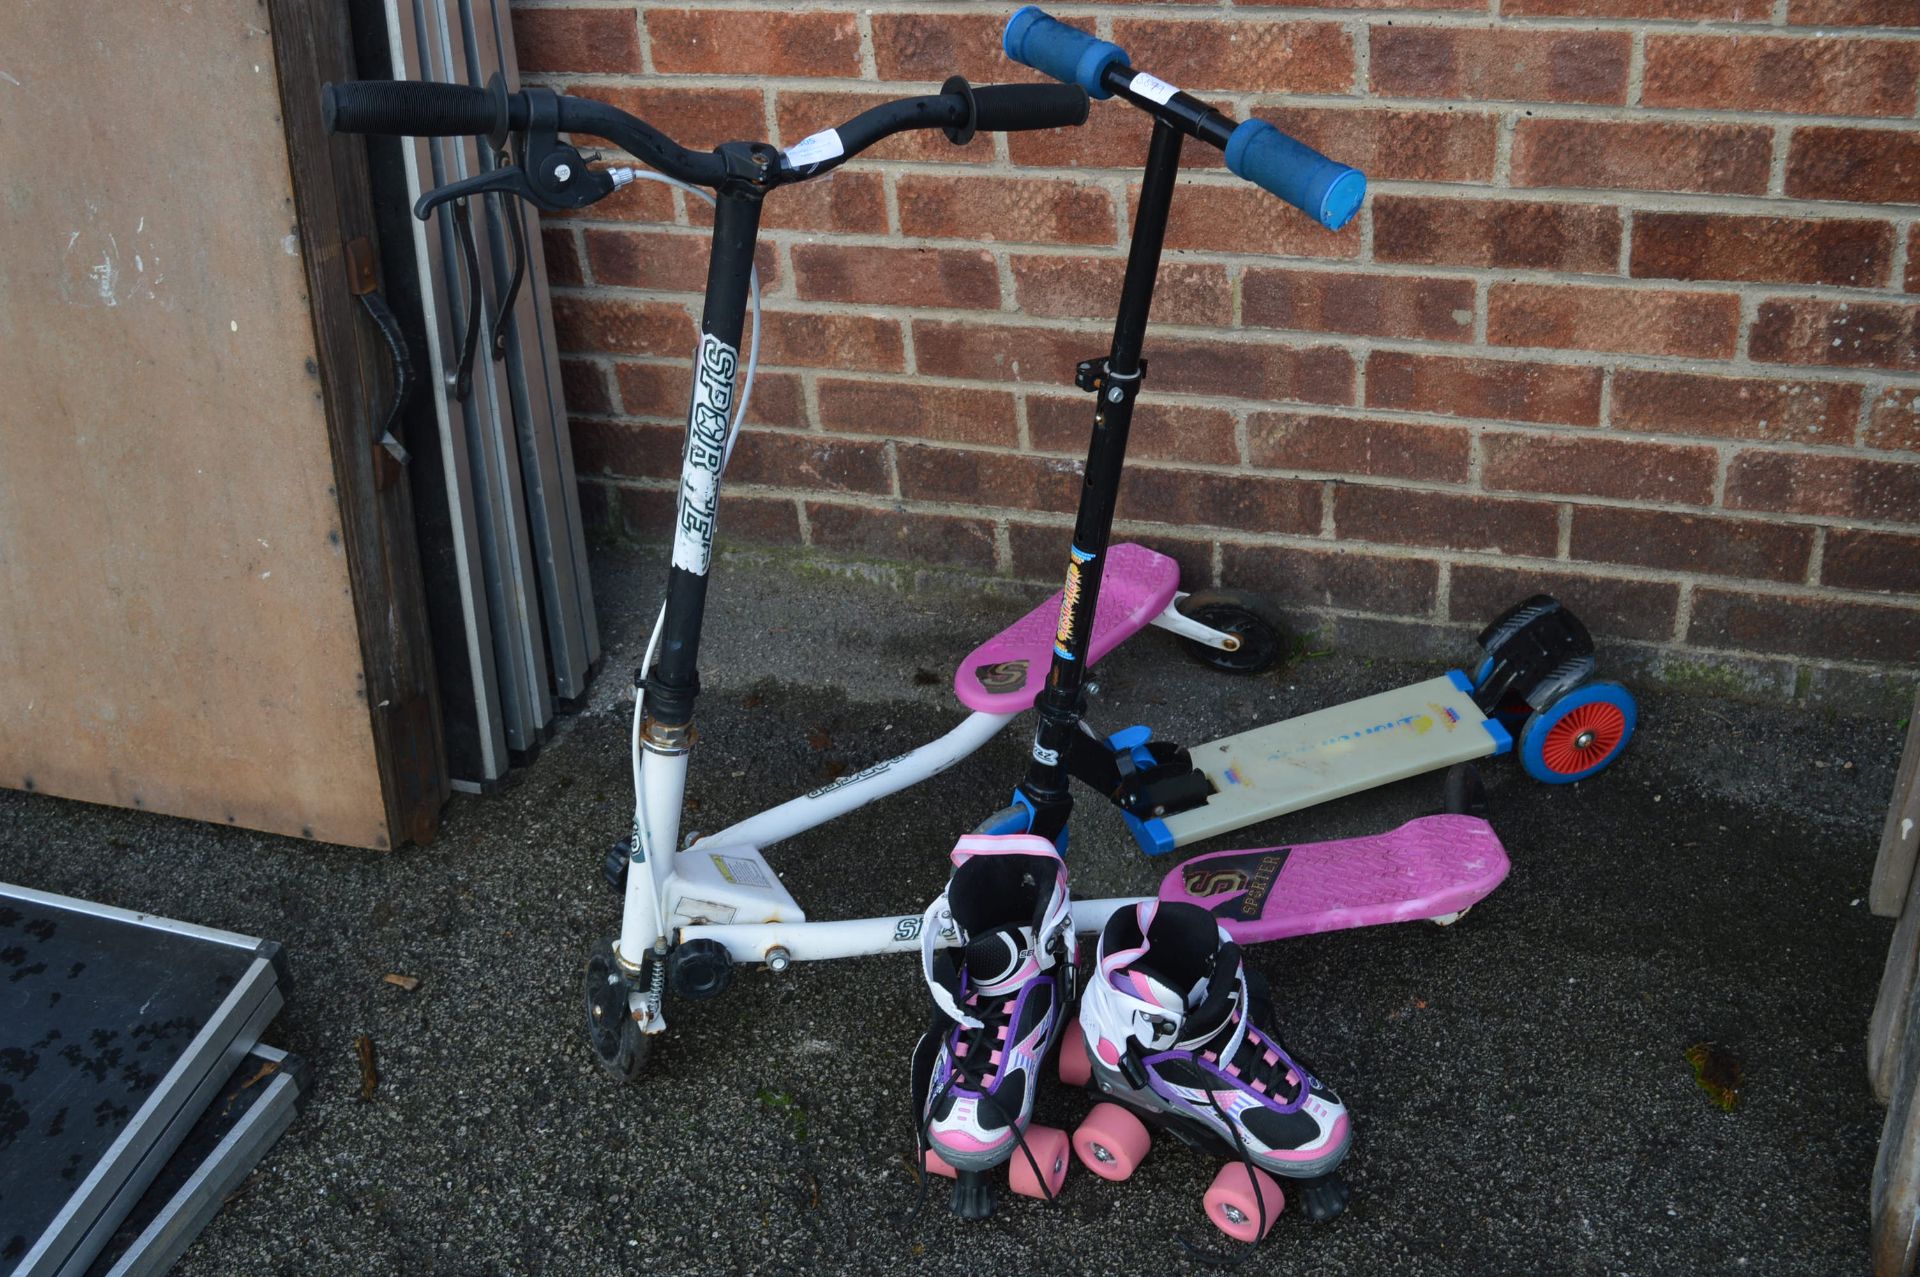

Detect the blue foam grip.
[
  {"left": 1003, "top": 7, "right": 1130, "bottom": 100},
  {"left": 1224, "top": 119, "right": 1366, "bottom": 231}
]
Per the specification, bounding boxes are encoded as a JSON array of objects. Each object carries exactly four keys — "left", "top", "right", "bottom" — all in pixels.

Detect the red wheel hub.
[{"left": 1541, "top": 702, "right": 1626, "bottom": 775}]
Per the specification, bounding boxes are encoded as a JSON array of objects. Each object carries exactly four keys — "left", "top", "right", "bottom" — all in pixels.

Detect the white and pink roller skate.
[
  {"left": 1061, "top": 899, "right": 1353, "bottom": 1249},
  {"left": 910, "top": 833, "right": 1077, "bottom": 1218}
]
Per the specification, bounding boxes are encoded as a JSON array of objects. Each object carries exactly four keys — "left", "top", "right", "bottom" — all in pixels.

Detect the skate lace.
[
  {"left": 1174, "top": 1089, "right": 1269, "bottom": 1269},
  {"left": 899, "top": 993, "right": 1059, "bottom": 1227}
]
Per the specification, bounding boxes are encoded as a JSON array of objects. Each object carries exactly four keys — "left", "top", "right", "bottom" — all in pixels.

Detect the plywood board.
[{"left": 0, "top": 1, "right": 413, "bottom": 847}]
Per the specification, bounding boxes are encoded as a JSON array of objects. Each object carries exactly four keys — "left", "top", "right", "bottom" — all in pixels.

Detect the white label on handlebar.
[
  {"left": 1128, "top": 72, "right": 1180, "bottom": 105},
  {"left": 671, "top": 333, "right": 739, "bottom": 577},
  {"left": 782, "top": 128, "right": 845, "bottom": 169}
]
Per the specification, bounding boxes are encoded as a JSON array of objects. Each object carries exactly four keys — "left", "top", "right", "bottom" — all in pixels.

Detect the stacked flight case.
[
  {"left": 1, "top": 885, "right": 305, "bottom": 1277},
  {"left": 349, "top": 0, "right": 601, "bottom": 790}
]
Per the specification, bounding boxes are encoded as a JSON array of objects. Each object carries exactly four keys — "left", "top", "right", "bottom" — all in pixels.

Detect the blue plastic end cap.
[
  {"left": 1483, "top": 715, "right": 1514, "bottom": 758},
  {"left": 1119, "top": 810, "right": 1177, "bottom": 857},
  {"left": 1446, "top": 667, "right": 1474, "bottom": 695},
  {"left": 1320, "top": 169, "right": 1366, "bottom": 231}
]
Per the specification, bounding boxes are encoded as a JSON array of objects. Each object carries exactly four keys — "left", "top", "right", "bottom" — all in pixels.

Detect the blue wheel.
[
  {"left": 973, "top": 804, "right": 1033, "bottom": 836},
  {"left": 1471, "top": 656, "right": 1494, "bottom": 689},
  {"left": 1519, "top": 681, "right": 1636, "bottom": 784}
]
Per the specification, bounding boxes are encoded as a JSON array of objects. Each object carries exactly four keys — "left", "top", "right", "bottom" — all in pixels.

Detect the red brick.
[
  {"left": 1910, "top": 228, "right": 1920, "bottom": 293},
  {"left": 1455, "top": 565, "right": 1680, "bottom": 641},
  {"left": 559, "top": 358, "right": 612, "bottom": 418},
  {"left": 1243, "top": 0, "right": 1479, "bottom": 8},
  {"left": 510, "top": 8, "right": 641, "bottom": 75},
  {"left": 646, "top": 9, "right": 860, "bottom": 77},
  {"left": 571, "top": 419, "right": 679, "bottom": 481},
  {"left": 807, "top": 503, "right": 997, "bottom": 571},
  {"left": 1484, "top": 433, "right": 1719, "bottom": 504},
  {"left": 911, "top": 320, "right": 1087, "bottom": 385},
  {"left": 1572, "top": 508, "right": 1814, "bottom": 583},
  {"left": 1868, "top": 388, "right": 1920, "bottom": 452},
  {"left": 1242, "top": 270, "right": 1474, "bottom": 343},
  {"left": 551, "top": 295, "right": 694, "bottom": 357},
  {"left": 1111, "top": 19, "right": 1355, "bottom": 94},
  {"left": 1150, "top": 337, "right": 1355, "bottom": 406},
  {"left": 1786, "top": 128, "right": 1920, "bottom": 206},
  {"left": 540, "top": 228, "right": 584, "bottom": 287},
  {"left": 758, "top": 173, "right": 888, "bottom": 235},
  {"left": 722, "top": 430, "right": 894, "bottom": 496},
  {"left": 566, "top": 85, "right": 764, "bottom": 153},
  {"left": 585, "top": 229, "right": 778, "bottom": 294},
  {"left": 1506, "top": 0, "right": 1767, "bottom": 14},
  {"left": 1339, "top": 487, "right": 1560, "bottom": 557},
  {"left": 1689, "top": 588, "right": 1920, "bottom": 663},
  {"left": 1612, "top": 372, "right": 1861, "bottom": 446},
  {"left": 1370, "top": 27, "right": 1631, "bottom": 104},
  {"left": 1826, "top": 529, "right": 1920, "bottom": 594},
  {"left": 1011, "top": 255, "right": 1231, "bottom": 328},
  {"left": 1009, "top": 105, "right": 1223, "bottom": 172},
  {"left": 817, "top": 379, "right": 1018, "bottom": 448},
  {"left": 1252, "top": 108, "right": 1498, "bottom": 185},
  {"left": 1365, "top": 352, "right": 1603, "bottom": 426},
  {"left": 1630, "top": 213, "right": 1893, "bottom": 288},
  {"left": 870, "top": 12, "right": 1013, "bottom": 84},
  {"left": 1029, "top": 395, "right": 1239, "bottom": 465},
  {"left": 1787, "top": 0, "right": 1920, "bottom": 26},
  {"left": 1372, "top": 197, "right": 1621, "bottom": 273},
  {"left": 792, "top": 245, "right": 1000, "bottom": 311},
  {"left": 897, "top": 445, "right": 1084, "bottom": 512},
  {"left": 897, "top": 175, "right": 1116, "bottom": 247},
  {"left": 1489, "top": 284, "right": 1740, "bottom": 359},
  {"left": 1009, "top": 523, "right": 1215, "bottom": 592},
  {"left": 1645, "top": 36, "right": 1920, "bottom": 118},
  {"left": 1751, "top": 299, "right": 1920, "bottom": 372},
  {"left": 1726, "top": 451, "right": 1920, "bottom": 523},
  {"left": 1219, "top": 544, "right": 1441, "bottom": 615},
  {"left": 1513, "top": 120, "right": 1772, "bottom": 195},
  {"left": 618, "top": 488, "right": 802, "bottom": 547},
  {"left": 776, "top": 92, "right": 991, "bottom": 167},
  {"left": 1249, "top": 411, "right": 1473, "bottom": 483},
  {"left": 1160, "top": 183, "right": 1363, "bottom": 258},
  {"left": 1119, "top": 468, "right": 1323, "bottom": 535},
  {"left": 757, "top": 311, "right": 906, "bottom": 373},
  {"left": 608, "top": 363, "right": 808, "bottom": 428}
]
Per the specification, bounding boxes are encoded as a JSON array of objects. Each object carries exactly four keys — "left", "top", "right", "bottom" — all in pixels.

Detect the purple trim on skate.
[
  {"left": 1157, "top": 814, "right": 1509, "bottom": 945},
  {"left": 954, "top": 542, "right": 1180, "bottom": 713},
  {"left": 926, "top": 974, "right": 1061, "bottom": 1166}
]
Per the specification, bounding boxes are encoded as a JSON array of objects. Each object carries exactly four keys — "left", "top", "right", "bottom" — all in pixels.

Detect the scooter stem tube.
[
  {"left": 645, "top": 186, "right": 765, "bottom": 729},
  {"left": 1021, "top": 116, "right": 1183, "bottom": 829}
]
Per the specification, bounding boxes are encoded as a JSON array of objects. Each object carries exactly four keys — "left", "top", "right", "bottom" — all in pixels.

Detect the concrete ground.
[{"left": 2, "top": 542, "right": 1909, "bottom": 1277}]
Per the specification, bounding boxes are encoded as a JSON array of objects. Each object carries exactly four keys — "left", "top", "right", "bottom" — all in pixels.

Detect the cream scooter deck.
[{"left": 1128, "top": 672, "right": 1512, "bottom": 854}]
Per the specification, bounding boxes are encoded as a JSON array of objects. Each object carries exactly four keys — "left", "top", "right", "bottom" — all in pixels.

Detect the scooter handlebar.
[
  {"left": 1225, "top": 118, "right": 1365, "bottom": 232},
  {"left": 1002, "top": 5, "right": 1129, "bottom": 99},
  {"left": 970, "top": 81, "right": 1092, "bottom": 132}
]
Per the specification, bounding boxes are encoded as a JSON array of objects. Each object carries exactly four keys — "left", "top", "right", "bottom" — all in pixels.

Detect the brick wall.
[{"left": 511, "top": 1, "right": 1920, "bottom": 712}]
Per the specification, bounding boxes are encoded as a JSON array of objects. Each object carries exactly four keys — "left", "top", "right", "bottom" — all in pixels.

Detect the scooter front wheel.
[
  {"left": 1174, "top": 589, "right": 1291, "bottom": 675},
  {"left": 584, "top": 936, "right": 653, "bottom": 1084}
]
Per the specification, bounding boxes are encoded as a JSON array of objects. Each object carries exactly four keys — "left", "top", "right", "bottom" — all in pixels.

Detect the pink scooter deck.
[
  {"left": 1157, "top": 815, "right": 1508, "bottom": 944},
  {"left": 955, "top": 542, "right": 1181, "bottom": 714}
]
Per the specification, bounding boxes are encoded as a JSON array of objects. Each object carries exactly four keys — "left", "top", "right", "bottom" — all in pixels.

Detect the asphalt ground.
[{"left": 1, "top": 542, "right": 1909, "bottom": 1277}]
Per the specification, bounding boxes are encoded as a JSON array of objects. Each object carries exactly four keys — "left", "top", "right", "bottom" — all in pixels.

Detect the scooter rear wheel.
[
  {"left": 583, "top": 937, "right": 653, "bottom": 1084},
  {"left": 1174, "top": 589, "right": 1291, "bottom": 675}
]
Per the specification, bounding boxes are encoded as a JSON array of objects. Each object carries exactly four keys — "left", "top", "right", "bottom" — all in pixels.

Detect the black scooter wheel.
[
  {"left": 1174, "top": 589, "right": 1292, "bottom": 675},
  {"left": 584, "top": 937, "right": 653, "bottom": 1084}
]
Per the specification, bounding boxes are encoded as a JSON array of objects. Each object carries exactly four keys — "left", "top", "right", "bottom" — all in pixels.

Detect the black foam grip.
[
  {"left": 322, "top": 80, "right": 500, "bottom": 137},
  {"left": 969, "top": 82, "right": 1090, "bottom": 133}
]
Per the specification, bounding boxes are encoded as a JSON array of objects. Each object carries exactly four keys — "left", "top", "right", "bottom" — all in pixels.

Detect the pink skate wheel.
[
  {"left": 1073, "top": 1103, "right": 1151, "bottom": 1181},
  {"left": 1058, "top": 1018, "right": 1091, "bottom": 1088},
  {"left": 921, "top": 1147, "right": 958, "bottom": 1180},
  {"left": 1008, "top": 1124, "right": 1071, "bottom": 1200},
  {"left": 1204, "top": 1163, "right": 1284, "bottom": 1243}
]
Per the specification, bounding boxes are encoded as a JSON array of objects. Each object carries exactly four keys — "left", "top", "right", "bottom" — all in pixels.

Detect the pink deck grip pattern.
[
  {"left": 954, "top": 543, "right": 1182, "bottom": 714},
  {"left": 1157, "top": 815, "right": 1510, "bottom": 944}
]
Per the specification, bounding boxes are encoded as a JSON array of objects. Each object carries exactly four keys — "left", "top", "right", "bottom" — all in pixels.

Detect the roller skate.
[
  {"left": 910, "top": 833, "right": 1076, "bottom": 1218},
  {"left": 1060, "top": 899, "right": 1353, "bottom": 1249}
]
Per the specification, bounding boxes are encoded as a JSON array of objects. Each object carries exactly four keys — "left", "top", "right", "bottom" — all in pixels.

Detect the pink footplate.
[
  {"left": 1157, "top": 815, "right": 1510, "bottom": 944},
  {"left": 955, "top": 542, "right": 1181, "bottom": 714}
]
